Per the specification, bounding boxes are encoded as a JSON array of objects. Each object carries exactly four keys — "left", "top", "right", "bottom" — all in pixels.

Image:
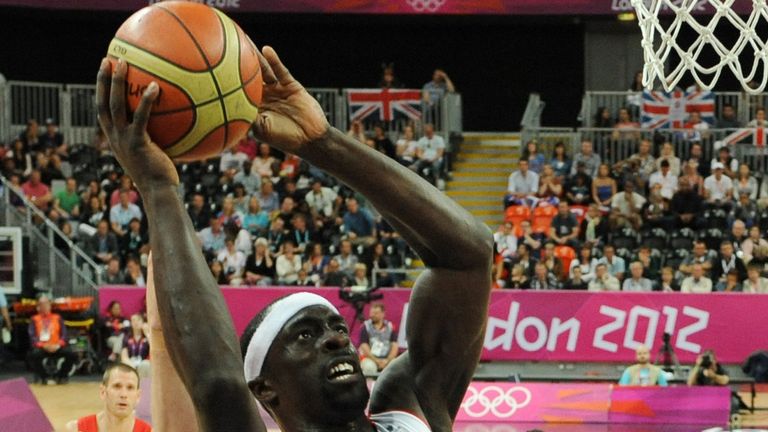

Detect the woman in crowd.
[
  {"left": 216, "top": 196, "right": 243, "bottom": 227},
  {"left": 734, "top": 163, "right": 759, "bottom": 200},
  {"left": 507, "top": 263, "right": 530, "bottom": 289},
  {"left": 522, "top": 140, "right": 546, "bottom": 173},
  {"left": 244, "top": 237, "right": 275, "bottom": 286},
  {"left": 659, "top": 266, "right": 679, "bottom": 292},
  {"left": 569, "top": 245, "right": 596, "bottom": 283},
  {"left": 102, "top": 301, "right": 128, "bottom": 362},
  {"left": 594, "top": 107, "right": 615, "bottom": 128},
  {"left": 8, "top": 139, "right": 32, "bottom": 177},
  {"left": 680, "top": 160, "right": 705, "bottom": 195},
  {"left": 550, "top": 141, "right": 572, "bottom": 179},
  {"left": 121, "top": 314, "right": 150, "bottom": 378},
  {"left": 537, "top": 163, "right": 562, "bottom": 206},
  {"left": 250, "top": 142, "right": 276, "bottom": 178},
  {"left": 242, "top": 196, "right": 270, "bottom": 237},
  {"left": 209, "top": 260, "right": 227, "bottom": 284},
  {"left": 80, "top": 196, "right": 106, "bottom": 228},
  {"left": 591, "top": 163, "right": 616, "bottom": 210},
  {"left": 656, "top": 142, "right": 681, "bottom": 176},
  {"left": 743, "top": 226, "right": 768, "bottom": 264}
]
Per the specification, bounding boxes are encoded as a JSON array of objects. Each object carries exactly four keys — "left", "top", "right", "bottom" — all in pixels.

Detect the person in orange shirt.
[
  {"left": 65, "top": 362, "right": 152, "bottom": 432},
  {"left": 27, "top": 294, "right": 77, "bottom": 384}
]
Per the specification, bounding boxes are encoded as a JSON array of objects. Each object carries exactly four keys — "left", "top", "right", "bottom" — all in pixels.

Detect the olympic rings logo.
[
  {"left": 460, "top": 385, "right": 532, "bottom": 418},
  {"left": 406, "top": 0, "right": 446, "bottom": 13}
]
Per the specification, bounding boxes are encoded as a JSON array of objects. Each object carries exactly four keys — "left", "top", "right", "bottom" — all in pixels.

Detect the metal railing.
[
  {"left": 0, "top": 78, "right": 462, "bottom": 146},
  {"left": 521, "top": 127, "right": 580, "bottom": 158},
  {"left": 581, "top": 91, "right": 748, "bottom": 127},
  {"left": 0, "top": 175, "right": 101, "bottom": 297}
]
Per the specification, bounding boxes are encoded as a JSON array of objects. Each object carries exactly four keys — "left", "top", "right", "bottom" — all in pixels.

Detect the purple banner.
[
  {"left": 99, "top": 287, "right": 768, "bottom": 364},
  {"left": 0, "top": 0, "right": 754, "bottom": 15}
]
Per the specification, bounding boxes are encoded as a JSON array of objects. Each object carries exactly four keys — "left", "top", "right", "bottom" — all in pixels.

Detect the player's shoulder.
[
  {"left": 134, "top": 417, "right": 153, "bottom": 431},
  {"left": 64, "top": 420, "right": 79, "bottom": 432}
]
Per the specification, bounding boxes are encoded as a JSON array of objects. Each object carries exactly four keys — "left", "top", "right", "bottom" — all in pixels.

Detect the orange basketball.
[{"left": 106, "top": 1, "right": 262, "bottom": 162}]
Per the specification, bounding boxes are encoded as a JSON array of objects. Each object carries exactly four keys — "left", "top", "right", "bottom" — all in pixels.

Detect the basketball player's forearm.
[
  {"left": 302, "top": 128, "right": 492, "bottom": 269},
  {"left": 141, "top": 186, "right": 249, "bottom": 399}
]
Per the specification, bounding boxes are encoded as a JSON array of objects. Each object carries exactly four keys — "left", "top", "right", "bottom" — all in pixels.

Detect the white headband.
[{"left": 244, "top": 292, "right": 338, "bottom": 382}]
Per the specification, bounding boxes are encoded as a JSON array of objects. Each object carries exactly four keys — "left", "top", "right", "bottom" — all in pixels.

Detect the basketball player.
[
  {"left": 65, "top": 363, "right": 151, "bottom": 432},
  {"left": 96, "top": 46, "right": 492, "bottom": 431}
]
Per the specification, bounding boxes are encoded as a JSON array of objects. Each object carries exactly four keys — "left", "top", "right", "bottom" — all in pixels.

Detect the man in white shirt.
[
  {"left": 305, "top": 179, "right": 338, "bottom": 219},
  {"left": 110, "top": 190, "right": 143, "bottom": 236},
  {"left": 743, "top": 265, "right": 768, "bottom": 293},
  {"left": 588, "top": 263, "right": 620, "bottom": 291},
  {"left": 505, "top": 159, "right": 539, "bottom": 207},
  {"left": 610, "top": 181, "right": 646, "bottom": 230},
  {"left": 413, "top": 123, "right": 445, "bottom": 182},
  {"left": 648, "top": 160, "right": 678, "bottom": 200},
  {"left": 622, "top": 261, "right": 653, "bottom": 292},
  {"left": 681, "top": 263, "right": 713, "bottom": 293},
  {"left": 703, "top": 162, "right": 733, "bottom": 208}
]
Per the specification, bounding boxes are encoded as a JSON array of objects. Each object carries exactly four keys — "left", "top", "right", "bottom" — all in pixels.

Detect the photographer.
[{"left": 687, "top": 350, "right": 730, "bottom": 386}]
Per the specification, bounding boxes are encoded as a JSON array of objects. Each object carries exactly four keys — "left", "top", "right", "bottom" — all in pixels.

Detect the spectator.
[
  {"left": 235, "top": 130, "right": 259, "bottom": 160},
  {"left": 670, "top": 179, "right": 705, "bottom": 229},
  {"left": 279, "top": 153, "right": 301, "bottom": 180},
  {"left": 614, "top": 139, "right": 656, "bottom": 184},
  {"left": 567, "top": 266, "right": 589, "bottom": 290},
  {"left": 120, "top": 217, "right": 148, "bottom": 261},
  {"left": 717, "top": 103, "right": 742, "bottom": 129},
  {"left": 8, "top": 138, "right": 33, "bottom": 177},
  {"left": 656, "top": 142, "right": 681, "bottom": 177},
  {"left": 89, "top": 220, "right": 119, "bottom": 265},
  {"left": 610, "top": 181, "right": 645, "bottom": 230},
  {"left": 371, "top": 125, "right": 396, "bottom": 159},
  {"left": 594, "top": 106, "right": 616, "bottom": 128},
  {"left": 711, "top": 240, "right": 747, "bottom": 285},
  {"left": 368, "top": 242, "right": 398, "bottom": 288},
  {"left": 422, "top": 69, "right": 455, "bottom": 105},
  {"left": 505, "top": 159, "right": 539, "bottom": 208},
  {"left": 511, "top": 243, "right": 537, "bottom": 279},
  {"left": 346, "top": 120, "right": 367, "bottom": 144},
  {"left": 659, "top": 266, "right": 679, "bottom": 292},
  {"left": 120, "top": 314, "right": 150, "bottom": 378},
  {"left": 529, "top": 262, "right": 561, "bottom": 290},
  {"left": 275, "top": 240, "right": 302, "bottom": 284},
  {"left": 580, "top": 203, "right": 609, "bottom": 246},
  {"left": 683, "top": 111, "right": 710, "bottom": 142},
  {"left": 306, "top": 242, "right": 330, "bottom": 283},
  {"left": 305, "top": 178, "right": 339, "bottom": 220},
  {"left": 395, "top": 125, "right": 419, "bottom": 167},
  {"left": 687, "top": 350, "right": 729, "bottom": 386},
  {"left": 266, "top": 218, "right": 287, "bottom": 255},
  {"left": 219, "top": 147, "right": 248, "bottom": 174},
  {"left": 703, "top": 163, "right": 734, "bottom": 209},
  {"left": 569, "top": 245, "right": 597, "bottom": 283},
  {"left": 233, "top": 160, "right": 261, "bottom": 196},
  {"left": 507, "top": 264, "right": 530, "bottom": 289},
  {"left": 20, "top": 119, "right": 40, "bottom": 152},
  {"left": 412, "top": 124, "right": 445, "bottom": 183},
  {"left": 217, "top": 196, "right": 243, "bottom": 228},
  {"left": 729, "top": 219, "right": 749, "bottom": 255},
  {"left": 257, "top": 178, "right": 280, "bottom": 214},
  {"left": 622, "top": 261, "right": 653, "bottom": 291},
  {"left": 334, "top": 239, "right": 359, "bottom": 277},
  {"left": 343, "top": 197, "right": 376, "bottom": 246},
  {"left": 619, "top": 345, "right": 668, "bottom": 386},
  {"left": 637, "top": 245, "right": 662, "bottom": 282},
  {"left": 688, "top": 142, "right": 710, "bottom": 178},
  {"left": 571, "top": 140, "right": 601, "bottom": 178},
  {"left": 743, "top": 226, "right": 768, "bottom": 263},
  {"left": 743, "top": 265, "right": 768, "bottom": 293},
  {"left": 321, "top": 258, "right": 349, "bottom": 287},
  {"left": 64, "top": 363, "right": 151, "bottom": 432},
  {"left": 108, "top": 176, "right": 139, "bottom": 208},
  {"left": 611, "top": 107, "right": 641, "bottom": 141},
  {"left": 358, "top": 303, "right": 399, "bottom": 375},
  {"left": 101, "top": 300, "right": 128, "bottom": 362},
  {"left": 732, "top": 193, "right": 758, "bottom": 228},
  {"left": 540, "top": 242, "right": 565, "bottom": 281},
  {"left": 27, "top": 294, "right": 77, "bottom": 384},
  {"left": 494, "top": 222, "right": 518, "bottom": 261},
  {"left": 244, "top": 238, "right": 275, "bottom": 286},
  {"left": 518, "top": 220, "right": 544, "bottom": 257},
  {"left": 537, "top": 164, "right": 562, "bottom": 205},
  {"left": 289, "top": 214, "right": 314, "bottom": 254},
  {"left": 679, "top": 240, "right": 713, "bottom": 278},
  {"left": 217, "top": 238, "right": 247, "bottom": 285},
  {"left": 649, "top": 159, "right": 678, "bottom": 200},
  {"left": 230, "top": 184, "right": 250, "bottom": 218},
  {"left": 53, "top": 177, "right": 81, "bottom": 220},
  {"left": 124, "top": 256, "right": 146, "bottom": 286},
  {"left": 550, "top": 201, "right": 580, "bottom": 248},
  {"left": 588, "top": 263, "right": 620, "bottom": 291},
  {"left": 716, "top": 269, "right": 742, "bottom": 292},
  {"left": 103, "top": 257, "right": 124, "bottom": 285},
  {"left": 598, "top": 244, "right": 626, "bottom": 280},
  {"left": 681, "top": 263, "right": 713, "bottom": 293},
  {"left": 186, "top": 192, "right": 211, "bottom": 232},
  {"left": 711, "top": 146, "right": 739, "bottom": 179},
  {"left": 379, "top": 63, "right": 403, "bottom": 89},
  {"left": 550, "top": 141, "right": 572, "bottom": 179},
  {"left": 591, "top": 164, "right": 616, "bottom": 210},
  {"left": 251, "top": 142, "right": 276, "bottom": 177},
  {"left": 39, "top": 118, "right": 67, "bottom": 156},
  {"left": 239, "top": 197, "right": 267, "bottom": 237},
  {"left": 522, "top": 140, "right": 546, "bottom": 173},
  {"left": 21, "top": 170, "right": 53, "bottom": 211},
  {"left": 197, "top": 216, "right": 226, "bottom": 256},
  {"left": 734, "top": 164, "right": 759, "bottom": 200},
  {"left": 110, "top": 190, "right": 143, "bottom": 236},
  {"left": 351, "top": 263, "right": 370, "bottom": 288},
  {"left": 747, "top": 107, "right": 768, "bottom": 127},
  {"left": 680, "top": 160, "right": 705, "bottom": 195},
  {"left": 565, "top": 168, "right": 592, "bottom": 206}
]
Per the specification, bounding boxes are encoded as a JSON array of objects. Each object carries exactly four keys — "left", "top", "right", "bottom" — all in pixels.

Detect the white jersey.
[{"left": 370, "top": 410, "right": 431, "bottom": 432}]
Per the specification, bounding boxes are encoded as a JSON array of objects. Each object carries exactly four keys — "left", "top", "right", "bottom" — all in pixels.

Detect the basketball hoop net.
[{"left": 632, "top": 0, "right": 768, "bottom": 94}]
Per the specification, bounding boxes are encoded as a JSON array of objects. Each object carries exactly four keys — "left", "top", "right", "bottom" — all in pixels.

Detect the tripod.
[{"left": 655, "top": 333, "right": 682, "bottom": 378}]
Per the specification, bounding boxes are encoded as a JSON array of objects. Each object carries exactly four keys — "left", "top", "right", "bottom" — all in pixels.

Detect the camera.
[{"left": 339, "top": 286, "right": 383, "bottom": 322}]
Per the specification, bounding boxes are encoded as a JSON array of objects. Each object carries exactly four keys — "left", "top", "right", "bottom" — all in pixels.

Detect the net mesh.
[{"left": 632, "top": 0, "right": 768, "bottom": 94}]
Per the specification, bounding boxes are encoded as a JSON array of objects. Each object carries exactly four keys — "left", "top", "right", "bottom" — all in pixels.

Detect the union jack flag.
[
  {"left": 641, "top": 89, "right": 715, "bottom": 129},
  {"left": 717, "top": 127, "right": 767, "bottom": 148},
  {"left": 347, "top": 88, "right": 422, "bottom": 122}
]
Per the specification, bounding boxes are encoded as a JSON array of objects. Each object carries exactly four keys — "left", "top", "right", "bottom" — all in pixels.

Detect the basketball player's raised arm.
[
  {"left": 252, "top": 47, "right": 493, "bottom": 428},
  {"left": 96, "top": 59, "right": 265, "bottom": 432}
]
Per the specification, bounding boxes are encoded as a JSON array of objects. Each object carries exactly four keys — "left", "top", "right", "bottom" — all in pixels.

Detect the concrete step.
[
  {"left": 446, "top": 190, "right": 505, "bottom": 198},
  {"left": 446, "top": 186, "right": 507, "bottom": 193},
  {"left": 453, "top": 161, "right": 516, "bottom": 169},
  {"left": 458, "top": 147, "right": 518, "bottom": 156},
  {"left": 468, "top": 208, "right": 502, "bottom": 216},
  {"left": 447, "top": 180, "right": 507, "bottom": 188},
  {"left": 453, "top": 198, "right": 501, "bottom": 206},
  {"left": 463, "top": 205, "right": 502, "bottom": 212},
  {"left": 451, "top": 166, "right": 514, "bottom": 174},
  {"left": 457, "top": 155, "right": 519, "bottom": 163},
  {"left": 451, "top": 171, "right": 509, "bottom": 178}
]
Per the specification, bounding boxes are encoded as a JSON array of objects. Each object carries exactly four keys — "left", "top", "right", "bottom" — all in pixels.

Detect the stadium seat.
[
  {"left": 504, "top": 205, "right": 531, "bottom": 237},
  {"left": 531, "top": 205, "right": 557, "bottom": 234},
  {"left": 669, "top": 228, "right": 695, "bottom": 251},
  {"left": 641, "top": 227, "right": 668, "bottom": 251},
  {"left": 611, "top": 227, "right": 638, "bottom": 250},
  {"left": 704, "top": 208, "right": 728, "bottom": 229},
  {"left": 699, "top": 228, "right": 723, "bottom": 251},
  {"left": 664, "top": 248, "right": 690, "bottom": 270},
  {"left": 759, "top": 210, "right": 768, "bottom": 232},
  {"left": 616, "top": 247, "right": 633, "bottom": 262},
  {"left": 554, "top": 245, "right": 576, "bottom": 273}
]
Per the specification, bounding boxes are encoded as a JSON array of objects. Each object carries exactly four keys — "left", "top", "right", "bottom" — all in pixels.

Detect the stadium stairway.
[{"left": 447, "top": 132, "right": 520, "bottom": 229}]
